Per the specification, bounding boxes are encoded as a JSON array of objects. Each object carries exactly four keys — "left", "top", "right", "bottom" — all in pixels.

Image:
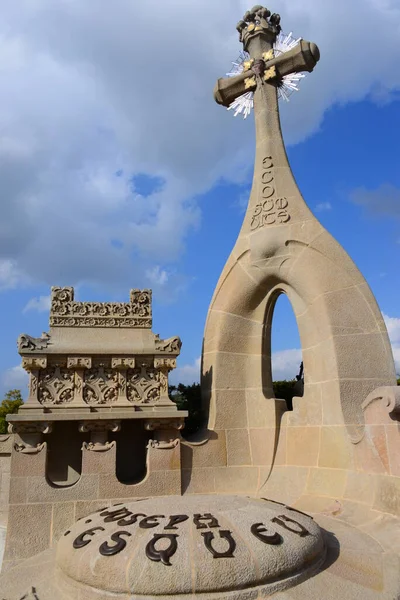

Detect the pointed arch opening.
[{"left": 263, "top": 290, "right": 303, "bottom": 410}]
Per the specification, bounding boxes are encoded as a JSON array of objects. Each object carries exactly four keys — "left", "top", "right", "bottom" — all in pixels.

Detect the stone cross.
[
  {"left": 202, "top": 4, "right": 396, "bottom": 445},
  {"left": 212, "top": 4, "right": 320, "bottom": 234},
  {"left": 214, "top": 6, "right": 320, "bottom": 111}
]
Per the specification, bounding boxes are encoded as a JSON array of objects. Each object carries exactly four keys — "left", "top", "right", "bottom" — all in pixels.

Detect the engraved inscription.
[
  {"left": 201, "top": 530, "right": 236, "bottom": 558},
  {"left": 99, "top": 531, "right": 132, "bottom": 556},
  {"left": 193, "top": 513, "right": 220, "bottom": 529},
  {"left": 251, "top": 523, "right": 282, "bottom": 545},
  {"left": 73, "top": 527, "right": 105, "bottom": 549},
  {"left": 250, "top": 156, "right": 291, "bottom": 230},
  {"left": 271, "top": 515, "right": 310, "bottom": 537},
  {"left": 69, "top": 509, "right": 314, "bottom": 568},
  {"left": 146, "top": 534, "right": 179, "bottom": 566}
]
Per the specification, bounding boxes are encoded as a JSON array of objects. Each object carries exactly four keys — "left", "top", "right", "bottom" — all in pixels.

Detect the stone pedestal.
[{"left": 3, "top": 287, "right": 187, "bottom": 569}]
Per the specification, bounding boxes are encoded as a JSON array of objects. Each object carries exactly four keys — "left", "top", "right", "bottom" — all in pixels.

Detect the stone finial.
[
  {"left": 237, "top": 5, "right": 281, "bottom": 48},
  {"left": 49, "top": 286, "right": 152, "bottom": 328}
]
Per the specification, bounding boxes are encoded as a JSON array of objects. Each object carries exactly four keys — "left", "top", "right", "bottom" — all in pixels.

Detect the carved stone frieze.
[
  {"left": 50, "top": 286, "right": 152, "bottom": 328},
  {"left": 18, "top": 332, "right": 51, "bottom": 353},
  {"left": 67, "top": 357, "right": 92, "bottom": 369},
  {"left": 83, "top": 365, "right": 119, "bottom": 405},
  {"left": 22, "top": 357, "right": 47, "bottom": 370},
  {"left": 126, "top": 365, "right": 161, "bottom": 404},
  {"left": 155, "top": 336, "right": 182, "bottom": 354},
  {"left": 38, "top": 366, "right": 75, "bottom": 406}
]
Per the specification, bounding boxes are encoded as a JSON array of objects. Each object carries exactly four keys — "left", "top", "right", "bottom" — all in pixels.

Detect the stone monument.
[
  {"left": 1, "top": 286, "right": 187, "bottom": 572},
  {"left": 1, "top": 5, "right": 400, "bottom": 599}
]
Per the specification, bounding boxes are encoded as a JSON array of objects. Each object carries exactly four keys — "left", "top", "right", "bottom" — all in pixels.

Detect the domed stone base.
[{"left": 1, "top": 495, "right": 399, "bottom": 599}]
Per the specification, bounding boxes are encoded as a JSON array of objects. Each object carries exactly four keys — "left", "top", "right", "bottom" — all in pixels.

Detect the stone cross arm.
[{"left": 214, "top": 39, "right": 320, "bottom": 107}]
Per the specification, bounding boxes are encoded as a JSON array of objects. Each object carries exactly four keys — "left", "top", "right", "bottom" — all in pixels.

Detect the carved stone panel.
[
  {"left": 126, "top": 365, "right": 161, "bottom": 404},
  {"left": 83, "top": 365, "right": 119, "bottom": 405},
  {"left": 38, "top": 367, "right": 75, "bottom": 406}
]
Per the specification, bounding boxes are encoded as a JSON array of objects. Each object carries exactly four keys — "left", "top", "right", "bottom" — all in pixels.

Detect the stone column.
[
  {"left": 154, "top": 358, "right": 177, "bottom": 407},
  {"left": 67, "top": 357, "right": 92, "bottom": 408},
  {"left": 21, "top": 358, "right": 47, "bottom": 409},
  {"left": 79, "top": 420, "right": 121, "bottom": 452},
  {"left": 111, "top": 358, "right": 136, "bottom": 406},
  {"left": 144, "top": 418, "right": 184, "bottom": 448}
]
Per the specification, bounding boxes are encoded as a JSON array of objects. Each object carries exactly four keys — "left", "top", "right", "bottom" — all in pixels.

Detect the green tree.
[
  {"left": 0, "top": 389, "right": 23, "bottom": 434},
  {"left": 169, "top": 383, "right": 203, "bottom": 435}
]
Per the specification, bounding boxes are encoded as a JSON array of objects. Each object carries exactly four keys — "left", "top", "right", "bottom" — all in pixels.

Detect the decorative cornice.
[{"left": 50, "top": 287, "right": 152, "bottom": 328}]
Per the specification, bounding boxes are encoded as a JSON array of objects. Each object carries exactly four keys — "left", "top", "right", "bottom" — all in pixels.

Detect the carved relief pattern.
[
  {"left": 154, "top": 358, "right": 177, "bottom": 370},
  {"left": 83, "top": 366, "right": 119, "bottom": 405},
  {"left": 50, "top": 287, "right": 152, "bottom": 328},
  {"left": 16, "top": 355, "right": 178, "bottom": 408},
  {"left": 112, "top": 358, "right": 136, "bottom": 369},
  {"left": 250, "top": 156, "right": 291, "bottom": 231},
  {"left": 18, "top": 333, "right": 51, "bottom": 353},
  {"left": 22, "top": 357, "right": 47, "bottom": 370},
  {"left": 30, "top": 372, "right": 39, "bottom": 397},
  {"left": 155, "top": 336, "right": 182, "bottom": 354},
  {"left": 38, "top": 367, "right": 75, "bottom": 405},
  {"left": 67, "top": 357, "right": 92, "bottom": 369},
  {"left": 127, "top": 366, "right": 161, "bottom": 404}
]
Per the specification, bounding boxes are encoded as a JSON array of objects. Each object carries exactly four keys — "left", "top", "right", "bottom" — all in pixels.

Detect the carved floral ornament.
[
  {"left": 23, "top": 356, "right": 177, "bottom": 407},
  {"left": 49, "top": 287, "right": 152, "bottom": 328}
]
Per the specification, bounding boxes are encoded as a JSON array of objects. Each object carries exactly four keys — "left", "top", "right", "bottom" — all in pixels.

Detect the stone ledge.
[{"left": 7, "top": 410, "right": 188, "bottom": 423}]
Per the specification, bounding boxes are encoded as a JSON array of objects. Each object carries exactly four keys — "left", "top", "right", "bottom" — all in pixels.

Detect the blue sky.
[{"left": 0, "top": 1, "right": 399, "bottom": 396}]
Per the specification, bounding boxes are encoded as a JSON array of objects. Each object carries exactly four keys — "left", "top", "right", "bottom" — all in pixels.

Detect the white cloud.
[
  {"left": 23, "top": 294, "right": 51, "bottom": 313},
  {"left": 384, "top": 314, "right": 400, "bottom": 345},
  {"left": 1, "top": 365, "right": 29, "bottom": 394},
  {"left": 351, "top": 184, "right": 400, "bottom": 218},
  {"left": 0, "top": 1, "right": 400, "bottom": 294},
  {"left": 315, "top": 202, "right": 332, "bottom": 212},
  {"left": 145, "top": 266, "right": 169, "bottom": 287},
  {"left": 0, "top": 260, "right": 27, "bottom": 291},
  {"left": 272, "top": 349, "right": 303, "bottom": 381},
  {"left": 170, "top": 357, "right": 201, "bottom": 386}
]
